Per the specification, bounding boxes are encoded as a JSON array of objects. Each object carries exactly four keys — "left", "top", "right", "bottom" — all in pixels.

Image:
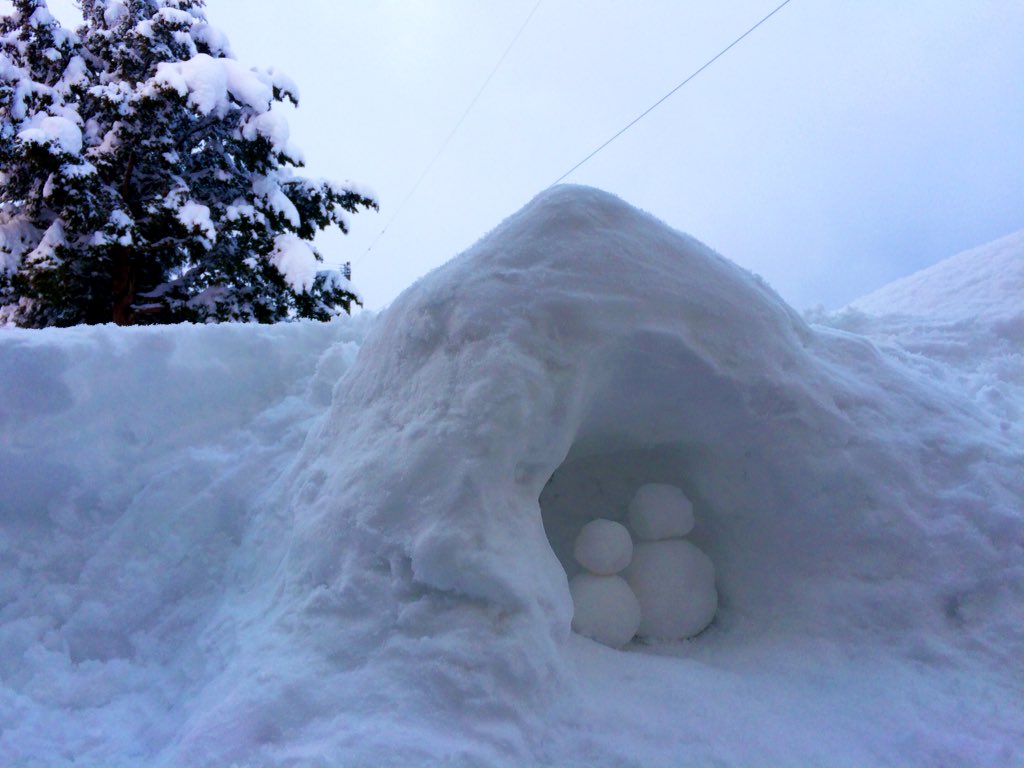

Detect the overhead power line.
[
  {"left": 358, "top": 0, "right": 544, "bottom": 262},
  {"left": 550, "top": 0, "right": 795, "bottom": 187}
]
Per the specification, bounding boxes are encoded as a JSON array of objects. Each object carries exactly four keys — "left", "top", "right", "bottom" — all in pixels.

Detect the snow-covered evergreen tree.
[{"left": 0, "top": 0, "right": 375, "bottom": 326}]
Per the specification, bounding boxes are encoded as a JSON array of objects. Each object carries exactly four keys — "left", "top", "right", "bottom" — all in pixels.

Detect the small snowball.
[
  {"left": 627, "top": 483, "right": 695, "bottom": 541},
  {"left": 569, "top": 573, "right": 642, "bottom": 649},
  {"left": 623, "top": 539, "right": 717, "bottom": 640},
  {"left": 573, "top": 518, "right": 633, "bottom": 575}
]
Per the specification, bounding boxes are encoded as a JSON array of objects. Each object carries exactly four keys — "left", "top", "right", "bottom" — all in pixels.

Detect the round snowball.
[
  {"left": 569, "top": 573, "right": 642, "bottom": 649},
  {"left": 627, "top": 483, "right": 695, "bottom": 541},
  {"left": 623, "top": 539, "right": 717, "bottom": 640},
  {"left": 573, "top": 519, "right": 633, "bottom": 575}
]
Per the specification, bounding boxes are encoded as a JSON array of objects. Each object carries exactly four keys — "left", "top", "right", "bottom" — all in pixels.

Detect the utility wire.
[
  {"left": 550, "top": 0, "right": 794, "bottom": 187},
  {"left": 358, "top": 0, "right": 544, "bottom": 262}
]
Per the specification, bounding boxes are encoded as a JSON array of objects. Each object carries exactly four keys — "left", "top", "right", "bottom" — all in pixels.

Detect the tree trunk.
[
  {"left": 112, "top": 153, "right": 137, "bottom": 326},
  {"left": 112, "top": 244, "right": 134, "bottom": 326}
]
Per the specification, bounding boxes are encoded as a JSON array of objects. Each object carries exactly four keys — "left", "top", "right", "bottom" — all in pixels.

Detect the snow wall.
[{"left": 2, "top": 186, "right": 1021, "bottom": 766}]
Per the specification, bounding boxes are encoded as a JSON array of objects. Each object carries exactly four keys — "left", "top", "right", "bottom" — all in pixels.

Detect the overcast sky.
[{"left": 34, "top": 1, "right": 1024, "bottom": 311}]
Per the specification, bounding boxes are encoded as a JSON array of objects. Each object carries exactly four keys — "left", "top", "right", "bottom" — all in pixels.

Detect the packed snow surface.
[
  {"left": 2, "top": 186, "right": 1023, "bottom": 766},
  {"left": 572, "top": 518, "right": 633, "bottom": 575},
  {"left": 626, "top": 482, "right": 696, "bottom": 541}
]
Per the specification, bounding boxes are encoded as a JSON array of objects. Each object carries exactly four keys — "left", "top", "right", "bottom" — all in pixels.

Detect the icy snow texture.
[
  {"left": 0, "top": 318, "right": 373, "bottom": 766},
  {"left": 626, "top": 483, "right": 695, "bottom": 540},
  {"left": 573, "top": 518, "right": 632, "bottom": 575},
  {"left": 821, "top": 228, "right": 1024, "bottom": 430},
  {"left": 1, "top": 187, "right": 1023, "bottom": 766},
  {"left": 568, "top": 574, "right": 642, "bottom": 648},
  {"left": 624, "top": 540, "right": 718, "bottom": 639}
]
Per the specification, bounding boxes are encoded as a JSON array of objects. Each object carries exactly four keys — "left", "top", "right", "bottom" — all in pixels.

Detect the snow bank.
[
  {"left": 0, "top": 318, "right": 371, "bottom": 766},
  {"left": 2, "top": 187, "right": 1022, "bottom": 766},
  {"left": 850, "top": 229, "right": 1024, "bottom": 324},
  {"left": 824, "top": 228, "right": 1024, "bottom": 434}
]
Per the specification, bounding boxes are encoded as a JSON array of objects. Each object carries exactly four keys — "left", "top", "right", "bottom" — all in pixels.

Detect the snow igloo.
[
  {"left": 249, "top": 183, "right": 945, "bottom": 768},
  {"left": 284, "top": 186, "right": 863, "bottom": 662},
  {"left": 107, "top": 185, "right": 1020, "bottom": 763}
]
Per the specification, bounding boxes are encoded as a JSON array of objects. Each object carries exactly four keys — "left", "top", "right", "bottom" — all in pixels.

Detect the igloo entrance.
[{"left": 539, "top": 443, "right": 722, "bottom": 647}]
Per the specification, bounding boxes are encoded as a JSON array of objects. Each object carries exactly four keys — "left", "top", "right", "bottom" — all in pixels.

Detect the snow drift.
[{"left": 2, "top": 186, "right": 1022, "bottom": 766}]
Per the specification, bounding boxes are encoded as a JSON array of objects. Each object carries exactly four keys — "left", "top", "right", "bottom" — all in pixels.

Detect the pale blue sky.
[{"left": 24, "top": 1, "right": 1024, "bottom": 311}]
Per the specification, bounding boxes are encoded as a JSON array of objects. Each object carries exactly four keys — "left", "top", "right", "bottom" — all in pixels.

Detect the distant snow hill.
[
  {"left": 1, "top": 187, "right": 1021, "bottom": 767},
  {"left": 819, "top": 226, "right": 1023, "bottom": 428},
  {"left": 850, "top": 228, "right": 1024, "bottom": 322}
]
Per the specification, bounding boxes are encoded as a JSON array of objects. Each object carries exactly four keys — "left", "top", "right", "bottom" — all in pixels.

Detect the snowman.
[
  {"left": 567, "top": 484, "right": 717, "bottom": 648},
  {"left": 622, "top": 483, "right": 717, "bottom": 640},
  {"left": 567, "top": 518, "right": 642, "bottom": 648}
]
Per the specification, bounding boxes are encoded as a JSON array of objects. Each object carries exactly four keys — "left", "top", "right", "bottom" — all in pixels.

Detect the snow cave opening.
[
  {"left": 539, "top": 444, "right": 722, "bottom": 647},
  {"left": 539, "top": 445, "right": 711, "bottom": 579},
  {"left": 534, "top": 333, "right": 757, "bottom": 647}
]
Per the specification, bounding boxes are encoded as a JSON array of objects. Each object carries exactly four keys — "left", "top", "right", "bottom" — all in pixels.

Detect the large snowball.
[
  {"left": 573, "top": 518, "right": 633, "bottom": 575},
  {"left": 623, "top": 539, "right": 717, "bottom": 640},
  {"left": 627, "top": 483, "right": 695, "bottom": 541},
  {"left": 569, "top": 573, "right": 642, "bottom": 649}
]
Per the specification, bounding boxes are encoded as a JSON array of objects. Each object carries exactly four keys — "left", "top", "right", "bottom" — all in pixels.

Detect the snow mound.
[
  {"left": 850, "top": 228, "right": 1024, "bottom": 323},
  {"left": 822, "top": 228, "right": 1024, "bottom": 431},
  {"left": 257, "top": 185, "right": 1021, "bottom": 764},
  {"left": 2, "top": 186, "right": 1022, "bottom": 766}
]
